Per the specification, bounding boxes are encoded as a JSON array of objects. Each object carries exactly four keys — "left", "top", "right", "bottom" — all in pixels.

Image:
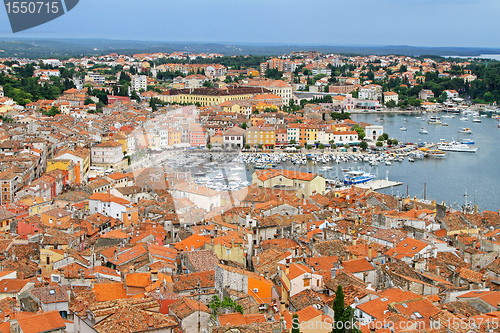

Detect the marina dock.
[{"left": 355, "top": 179, "right": 403, "bottom": 190}]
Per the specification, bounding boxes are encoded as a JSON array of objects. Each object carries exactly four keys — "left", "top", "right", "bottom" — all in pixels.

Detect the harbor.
[{"left": 146, "top": 109, "right": 500, "bottom": 211}]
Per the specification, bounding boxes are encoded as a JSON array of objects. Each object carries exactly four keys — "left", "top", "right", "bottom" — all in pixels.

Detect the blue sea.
[{"left": 348, "top": 112, "right": 500, "bottom": 212}]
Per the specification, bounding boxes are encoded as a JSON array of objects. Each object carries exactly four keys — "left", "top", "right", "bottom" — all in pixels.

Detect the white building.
[
  {"left": 383, "top": 91, "right": 399, "bottom": 104},
  {"left": 131, "top": 75, "right": 147, "bottom": 92},
  {"left": 173, "top": 181, "right": 221, "bottom": 211},
  {"left": 364, "top": 125, "right": 384, "bottom": 141},
  {"left": 88, "top": 192, "right": 133, "bottom": 222},
  {"left": 85, "top": 72, "right": 105, "bottom": 85},
  {"left": 91, "top": 141, "right": 123, "bottom": 165},
  {"left": 444, "top": 90, "right": 459, "bottom": 100},
  {"left": 358, "top": 84, "right": 382, "bottom": 100},
  {"left": 223, "top": 126, "right": 245, "bottom": 149},
  {"left": 332, "top": 130, "right": 359, "bottom": 145},
  {"left": 205, "top": 65, "right": 227, "bottom": 79}
]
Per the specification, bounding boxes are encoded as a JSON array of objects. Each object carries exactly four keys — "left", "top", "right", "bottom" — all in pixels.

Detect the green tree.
[
  {"left": 377, "top": 135, "right": 384, "bottom": 141},
  {"left": 265, "top": 68, "right": 283, "bottom": 80},
  {"left": 207, "top": 143, "right": 212, "bottom": 150},
  {"left": 332, "top": 285, "right": 361, "bottom": 333},
  {"left": 241, "top": 122, "right": 248, "bottom": 130},
  {"left": 84, "top": 98, "right": 94, "bottom": 105},
  {"left": 292, "top": 314, "right": 300, "bottom": 333},
  {"left": 245, "top": 144, "right": 250, "bottom": 150},
  {"left": 385, "top": 99, "right": 396, "bottom": 108},
  {"left": 290, "top": 139, "right": 297, "bottom": 145},
  {"left": 382, "top": 133, "right": 389, "bottom": 141},
  {"left": 150, "top": 97, "right": 158, "bottom": 111},
  {"left": 131, "top": 90, "right": 141, "bottom": 102},
  {"left": 343, "top": 143, "right": 350, "bottom": 149},
  {"left": 43, "top": 106, "right": 61, "bottom": 117},
  {"left": 360, "top": 141, "right": 368, "bottom": 150},
  {"left": 376, "top": 141, "right": 383, "bottom": 147},
  {"left": 319, "top": 143, "right": 325, "bottom": 150},
  {"left": 352, "top": 125, "right": 365, "bottom": 140}
]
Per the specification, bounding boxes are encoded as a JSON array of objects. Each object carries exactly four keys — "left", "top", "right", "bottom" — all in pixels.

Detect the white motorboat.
[
  {"left": 437, "top": 141, "right": 478, "bottom": 153},
  {"left": 459, "top": 127, "right": 472, "bottom": 134}
]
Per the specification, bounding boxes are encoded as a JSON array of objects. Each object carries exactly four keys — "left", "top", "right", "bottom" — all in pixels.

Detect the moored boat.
[
  {"left": 344, "top": 170, "right": 376, "bottom": 185},
  {"left": 428, "top": 116, "right": 442, "bottom": 124},
  {"left": 459, "top": 127, "right": 472, "bottom": 134},
  {"left": 437, "top": 141, "right": 478, "bottom": 153}
]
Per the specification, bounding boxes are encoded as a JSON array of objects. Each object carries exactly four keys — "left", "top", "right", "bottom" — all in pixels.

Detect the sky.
[{"left": 0, "top": 0, "right": 498, "bottom": 48}]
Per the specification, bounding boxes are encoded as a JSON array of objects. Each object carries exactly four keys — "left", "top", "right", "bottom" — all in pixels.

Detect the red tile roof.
[{"left": 15, "top": 310, "right": 65, "bottom": 333}]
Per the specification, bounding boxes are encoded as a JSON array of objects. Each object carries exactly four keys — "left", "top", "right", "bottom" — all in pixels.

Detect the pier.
[{"left": 355, "top": 179, "right": 403, "bottom": 190}]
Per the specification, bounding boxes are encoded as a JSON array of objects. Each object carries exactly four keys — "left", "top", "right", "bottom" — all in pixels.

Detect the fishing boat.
[
  {"left": 344, "top": 170, "right": 376, "bottom": 185},
  {"left": 408, "top": 158, "right": 415, "bottom": 162},
  {"left": 424, "top": 149, "right": 446, "bottom": 158},
  {"left": 460, "top": 117, "right": 468, "bottom": 121},
  {"left": 341, "top": 167, "right": 350, "bottom": 172},
  {"left": 437, "top": 141, "right": 478, "bottom": 153},
  {"left": 472, "top": 118, "right": 482, "bottom": 123},
  {"left": 442, "top": 123, "right": 449, "bottom": 126},
  {"left": 419, "top": 128, "right": 429, "bottom": 134},
  {"left": 400, "top": 127, "right": 407, "bottom": 131},
  {"left": 459, "top": 127, "right": 472, "bottom": 134}
]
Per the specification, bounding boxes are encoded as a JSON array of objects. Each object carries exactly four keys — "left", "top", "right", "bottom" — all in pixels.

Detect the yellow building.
[
  {"left": 19, "top": 196, "right": 52, "bottom": 216},
  {"left": 305, "top": 126, "right": 318, "bottom": 145},
  {"left": 47, "top": 159, "right": 76, "bottom": 184},
  {"left": 40, "top": 248, "right": 64, "bottom": 273},
  {"left": 173, "top": 87, "right": 272, "bottom": 107},
  {"left": 0, "top": 208, "right": 15, "bottom": 233},
  {"left": 245, "top": 126, "right": 276, "bottom": 148},
  {"left": 53, "top": 147, "right": 90, "bottom": 184},
  {"left": 252, "top": 169, "right": 326, "bottom": 198},
  {"left": 41, "top": 208, "right": 71, "bottom": 228},
  {"left": 103, "top": 132, "right": 128, "bottom": 154},
  {"left": 219, "top": 100, "right": 252, "bottom": 116},
  {"left": 247, "top": 69, "right": 260, "bottom": 77},
  {"left": 204, "top": 235, "right": 246, "bottom": 267},
  {"left": 168, "top": 129, "right": 181, "bottom": 146}
]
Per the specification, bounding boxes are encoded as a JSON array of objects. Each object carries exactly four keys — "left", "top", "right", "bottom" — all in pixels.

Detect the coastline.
[{"left": 350, "top": 109, "right": 426, "bottom": 114}]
